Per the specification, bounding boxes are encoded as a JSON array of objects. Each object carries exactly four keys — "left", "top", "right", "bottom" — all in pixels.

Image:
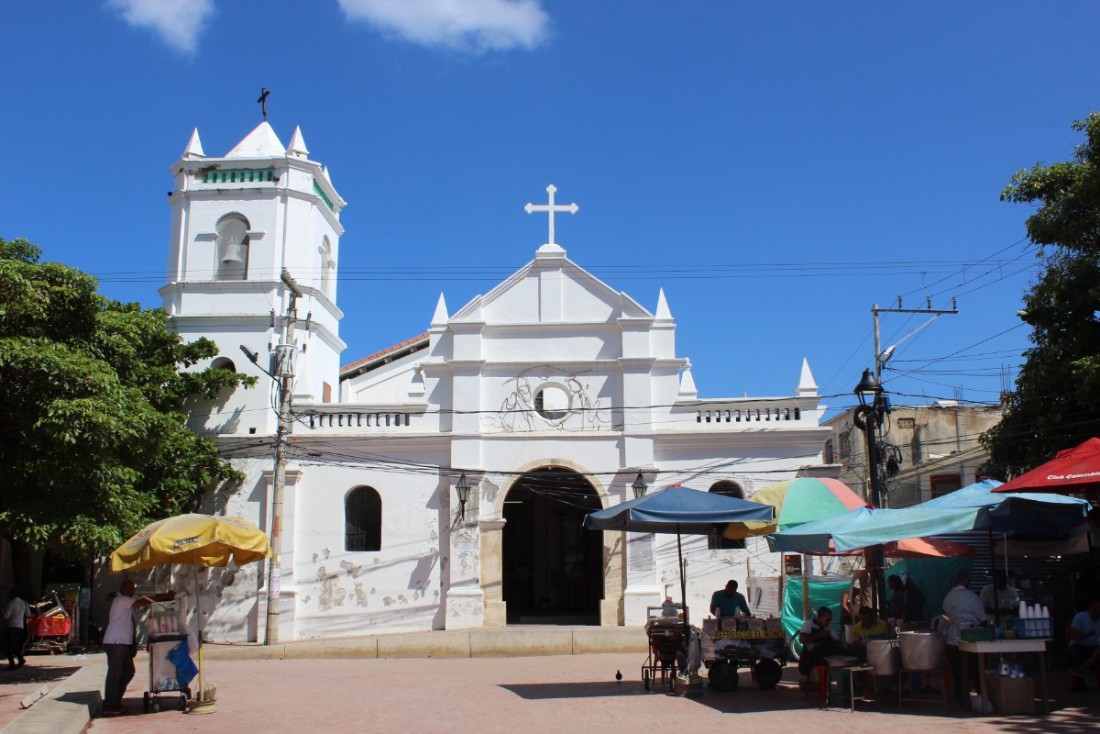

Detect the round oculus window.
[{"left": 535, "top": 384, "right": 571, "bottom": 420}]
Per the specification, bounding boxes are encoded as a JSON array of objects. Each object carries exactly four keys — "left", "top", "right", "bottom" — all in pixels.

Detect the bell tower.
[{"left": 160, "top": 122, "right": 347, "bottom": 435}]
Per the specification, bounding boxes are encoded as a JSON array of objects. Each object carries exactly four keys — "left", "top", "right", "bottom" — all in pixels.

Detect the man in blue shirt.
[{"left": 710, "top": 579, "right": 751, "bottom": 619}]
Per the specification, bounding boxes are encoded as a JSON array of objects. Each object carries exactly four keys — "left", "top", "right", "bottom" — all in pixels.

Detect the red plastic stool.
[{"left": 800, "top": 665, "right": 829, "bottom": 702}]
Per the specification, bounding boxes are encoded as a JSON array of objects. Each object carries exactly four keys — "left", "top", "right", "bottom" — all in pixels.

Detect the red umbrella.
[{"left": 993, "top": 437, "right": 1100, "bottom": 495}]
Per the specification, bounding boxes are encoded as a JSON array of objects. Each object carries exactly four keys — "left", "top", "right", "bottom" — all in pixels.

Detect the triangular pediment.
[{"left": 451, "top": 249, "right": 651, "bottom": 325}]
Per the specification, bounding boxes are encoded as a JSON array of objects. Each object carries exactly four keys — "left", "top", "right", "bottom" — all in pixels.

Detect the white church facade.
[{"left": 163, "top": 121, "right": 832, "bottom": 642}]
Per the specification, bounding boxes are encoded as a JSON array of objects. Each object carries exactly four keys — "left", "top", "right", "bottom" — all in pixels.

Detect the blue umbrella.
[
  {"left": 767, "top": 479, "right": 1091, "bottom": 554},
  {"left": 584, "top": 485, "right": 773, "bottom": 624},
  {"left": 921, "top": 478, "right": 1089, "bottom": 537}
]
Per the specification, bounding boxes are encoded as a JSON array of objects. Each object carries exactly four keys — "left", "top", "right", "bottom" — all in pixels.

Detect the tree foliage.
[
  {"left": 982, "top": 113, "right": 1100, "bottom": 476},
  {"left": 0, "top": 238, "right": 254, "bottom": 561}
]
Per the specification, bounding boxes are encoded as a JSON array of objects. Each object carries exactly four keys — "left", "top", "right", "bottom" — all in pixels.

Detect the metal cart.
[
  {"left": 642, "top": 605, "right": 688, "bottom": 691},
  {"left": 24, "top": 591, "right": 72, "bottom": 655},
  {"left": 144, "top": 633, "right": 191, "bottom": 712},
  {"left": 142, "top": 602, "right": 191, "bottom": 713},
  {"left": 700, "top": 620, "right": 787, "bottom": 692}
]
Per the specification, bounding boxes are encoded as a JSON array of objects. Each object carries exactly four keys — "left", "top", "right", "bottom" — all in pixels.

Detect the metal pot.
[
  {"left": 866, "top": 639, "right": 899, "bottom": 676},
  {"left": 898, "top": 631, "right": 945, "bottom": 670}
]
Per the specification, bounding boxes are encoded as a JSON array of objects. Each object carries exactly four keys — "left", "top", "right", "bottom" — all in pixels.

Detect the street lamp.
[
  {"left": 852, "top": 368, "right": 889, "bottom": 613},
  {"left": 854, "top": 368, "right": 883, "bottom": 410},
  {"left": 631, "top": 472, "right": 648, "bottom": 499},
  {"left": 852, "top": 368, "right": 888, "bottom": 509},
  {"left": 455, "top": 472, "right": 471, "bottom": 522}
]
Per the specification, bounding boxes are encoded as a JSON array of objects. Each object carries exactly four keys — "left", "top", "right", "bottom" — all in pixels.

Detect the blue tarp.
[
  {"left": 583, "top": 485, "right": 773, "bottom": 534},
  {"left": 766, "top": 479, "right": 1090, "bottom": 554},
  {"left": 920, "top": 479, "right": 1090, "bottom": 537}
]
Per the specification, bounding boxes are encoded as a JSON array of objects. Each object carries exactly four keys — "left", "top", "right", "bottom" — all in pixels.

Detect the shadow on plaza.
[
  {"left": 502, "top": 681, "right": 650, "bottom": 699},
  {"left": 504, "top": 666, "right": 1099, "bottom": 727},
  {"left": 0, "top": 664, "right": 82, "bottom": 688},
  {"left": 683, "top": 669, "right": 1100, "bottom": 725}
]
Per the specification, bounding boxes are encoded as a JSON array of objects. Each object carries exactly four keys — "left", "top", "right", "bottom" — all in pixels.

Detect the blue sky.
[{"left": 2, "top": 1, "right": 1097, "bottom": 416}]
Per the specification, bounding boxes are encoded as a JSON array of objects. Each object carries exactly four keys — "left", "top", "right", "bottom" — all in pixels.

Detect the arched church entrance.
[{"left": 502, "top": 467, "right": 603, "bottom": 624}]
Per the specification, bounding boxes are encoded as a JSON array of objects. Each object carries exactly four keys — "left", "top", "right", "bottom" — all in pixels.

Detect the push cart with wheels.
[
  {"left": 24, "top": 590, "right": 73, "bottom": 655},
  {"left": 141, "top": 601, "right": 192, "bottom": 713},
  {"left": 642, "top": 605, "right": 688, "bottom": 691},
  {"left": 144, "top": 632, "right": 191, "bottom": 713},
  {"left": 701, "top": 619, "right": 787, "bottom": 692}
]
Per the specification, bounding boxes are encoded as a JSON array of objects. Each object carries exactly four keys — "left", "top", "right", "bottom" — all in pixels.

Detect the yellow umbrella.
[
  {"left": 111, "top": 514, "right": 270, "bottom": 714},
  {"left": 111, "top": 513, "right": 270, "bottom": 571}
]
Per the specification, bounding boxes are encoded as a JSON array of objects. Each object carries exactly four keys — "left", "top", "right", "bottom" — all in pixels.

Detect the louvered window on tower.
[{"left": 215, "top": 214, "right": 250, "bottom": 280}]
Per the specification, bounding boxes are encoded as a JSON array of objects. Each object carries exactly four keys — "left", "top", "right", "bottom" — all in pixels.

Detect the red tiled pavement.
[{"left": 83, "top": 653, "right": 1099, "bottom": 734}]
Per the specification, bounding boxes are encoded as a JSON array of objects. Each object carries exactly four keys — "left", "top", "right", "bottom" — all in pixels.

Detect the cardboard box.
[{"left": 988, "top": 676, "right": 1034, "bottom": 715}]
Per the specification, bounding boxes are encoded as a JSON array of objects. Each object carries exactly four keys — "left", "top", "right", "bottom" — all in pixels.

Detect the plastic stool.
[{"left": 816, "top": 665, "right": 829, "bottom": 705}]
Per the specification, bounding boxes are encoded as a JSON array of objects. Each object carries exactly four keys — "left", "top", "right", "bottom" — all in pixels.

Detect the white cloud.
[
  {"left": 106, "top": 0, "right": 214, "bottom": 54},
  {"left": 337, "top": 0, "right": 549, "bottom": 52}
]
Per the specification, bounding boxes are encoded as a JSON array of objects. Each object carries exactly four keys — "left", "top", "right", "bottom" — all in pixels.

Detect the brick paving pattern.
[{"left": 74, "top": 653, "right": 1098, "bottom": 734}]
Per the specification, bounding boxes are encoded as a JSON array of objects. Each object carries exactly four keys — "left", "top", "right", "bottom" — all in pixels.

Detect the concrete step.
[{"left": 202, "top": 625, "right": 648, "bottom": 661}]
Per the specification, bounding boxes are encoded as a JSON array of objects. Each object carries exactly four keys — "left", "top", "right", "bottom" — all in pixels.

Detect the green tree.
[
  {"left": 0, "top": 237, "right": 253, "bottom": 563},
  {"left": 983, "top": 113, "right": 1100, "bottom": 476}
]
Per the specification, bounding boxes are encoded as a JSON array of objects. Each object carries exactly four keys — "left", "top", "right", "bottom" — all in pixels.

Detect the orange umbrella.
[{"left": 805, "top": 535, "right": 975, "bottom": 558}]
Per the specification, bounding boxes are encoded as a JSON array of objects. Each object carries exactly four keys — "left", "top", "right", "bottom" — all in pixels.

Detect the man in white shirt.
[
  {"left": 102, "top": 580, "right": 175, "bottom": 716},
  {"left": 797, "top": 606, "right": 844, "bottom": 676},
  {"left": 942, "top": 570, "right": 986, "bottom": 705},
  {"left": 3, "top": 590, "right": 29, "bottom": 670}
]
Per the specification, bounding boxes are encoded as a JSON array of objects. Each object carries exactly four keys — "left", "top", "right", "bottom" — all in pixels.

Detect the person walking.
[
  {"left": 102, "top": 580, "right": 175, "bottom": 716},
  {"left": 3, "top": 590, "right": 29, "bottom": 670}
]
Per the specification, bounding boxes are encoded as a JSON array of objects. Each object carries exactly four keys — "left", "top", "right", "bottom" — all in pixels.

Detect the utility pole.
[
  {"left": 872, "top": 296, "right": 958, "bottom": 380},
  {"left": 266, "top": 269, "right": 302, "bottom": 645}
]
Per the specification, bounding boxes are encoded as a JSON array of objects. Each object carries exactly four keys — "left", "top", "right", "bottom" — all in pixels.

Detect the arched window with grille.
[
  {"left": 345, "top": 486, "right": 381, "bottom": 551},
  {"left": 708, "top": 481, "right": 746, "bottom": 549}
]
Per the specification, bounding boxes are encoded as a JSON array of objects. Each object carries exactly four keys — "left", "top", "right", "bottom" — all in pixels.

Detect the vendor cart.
[
  {"left": 700, "top": 618, "right": 787, "bottom": 692},
  {"left": 24, "top": 590, "right": 72, "bottom": 655},
  {"left": 642, "top": 605, "right": 688, "bottom": 691},
  {"left": 142, "top": 602, "right": 192, "bottom": 713}
]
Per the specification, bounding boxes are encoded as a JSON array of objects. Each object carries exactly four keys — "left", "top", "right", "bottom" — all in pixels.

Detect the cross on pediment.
[{"left": 525, "top": 184, "right": 578, "bottom": 247}]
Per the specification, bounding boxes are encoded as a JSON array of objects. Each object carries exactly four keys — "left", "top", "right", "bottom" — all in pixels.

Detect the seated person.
[
  {"left": 851, "top": 605, "right": 889, "bottom": 642},
  {"left": 798, "top": 606, "right": 846, "bottom": 676},
  {"left": 979, "top": 570, "right": 1020, "bottom": 618},
  {"left": 1068, "top": 598, "right": 1100, "bottom": 686},
  {"left": 850, "top": 605, "right": 888, "bottom": 665},
  {"left": 710, "top": 579, "right": 751, "bottom": 620}
]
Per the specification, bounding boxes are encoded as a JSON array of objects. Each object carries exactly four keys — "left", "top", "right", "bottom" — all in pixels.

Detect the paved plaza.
[{"left": 3, "top": 647, "right": 1098, "bottom": 734}]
